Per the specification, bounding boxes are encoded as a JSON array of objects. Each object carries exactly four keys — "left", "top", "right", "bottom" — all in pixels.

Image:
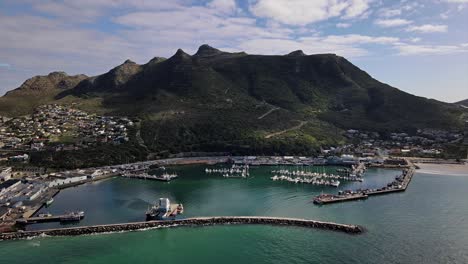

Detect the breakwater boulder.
[{"left": 0, "top": 216, "right": 364, "bottom": 241}]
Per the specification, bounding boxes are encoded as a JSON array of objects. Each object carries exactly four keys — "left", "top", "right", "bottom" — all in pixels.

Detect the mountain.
[
  {"left": 0, "top": 44, "right": 465, "bottom": 160},
  {"left": 0, "top": 72, "right": 87, "bottom": 116},
  {"left": 456, "top": 99, "right": 468, "bottom": 107}
]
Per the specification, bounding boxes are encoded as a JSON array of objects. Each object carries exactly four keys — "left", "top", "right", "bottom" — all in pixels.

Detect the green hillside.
[{"left": 1, "top": 45, "right": 465, "bottom": 158}]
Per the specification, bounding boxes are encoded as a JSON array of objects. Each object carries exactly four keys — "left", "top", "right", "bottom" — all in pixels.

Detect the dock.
[
  {"left": 16, "top": 212, "right": 85, "bottom": 225},
  {"left": 121, "top": 173, "right": 178, "bottom": 182},
  {"left": 314, "top": 166, "right": 415, "bottom": 205},
  {"left": 313, "top": 193, "right": 369, "bottom": 205}
]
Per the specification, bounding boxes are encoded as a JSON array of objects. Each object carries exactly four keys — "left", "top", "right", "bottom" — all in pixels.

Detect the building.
[
  {"left": 0, "top": 206, "right": 10, "bottom": 221},
  {"left": 0, "top": 167, "right": 12, "bottom": 181},
  {"left": 48, "top": 176, "right": 87, "bottom": 187},
  {"left": 0, "top": 179, "right": 21, "bottom": 195}
]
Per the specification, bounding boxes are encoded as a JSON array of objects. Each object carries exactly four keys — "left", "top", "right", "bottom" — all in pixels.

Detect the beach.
[{"left": 415, "top": 163, "right": 468, "bottom": 177}]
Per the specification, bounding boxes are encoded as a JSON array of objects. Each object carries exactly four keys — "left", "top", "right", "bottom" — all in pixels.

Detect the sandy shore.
[{"left": 415, "top": 163, "right": 468, "bottom": 177}]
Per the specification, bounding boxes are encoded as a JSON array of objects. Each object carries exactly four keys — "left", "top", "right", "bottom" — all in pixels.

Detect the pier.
[
  {"left": 0, "top": 216, "right": 364, "bottom": 240},
  {"left": 16, "top": 212, "right": 85, "bottom": 225},
  {"left": 121, "top": 173, "right": 178, "bottom": 182},
  {"left": 314, "top": 166, "right": 415, "bottom": 205}
]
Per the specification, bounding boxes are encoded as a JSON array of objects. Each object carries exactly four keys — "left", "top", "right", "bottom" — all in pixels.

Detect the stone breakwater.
[{"left": 0, "top": 217, "right": 363, "bottom": 241}]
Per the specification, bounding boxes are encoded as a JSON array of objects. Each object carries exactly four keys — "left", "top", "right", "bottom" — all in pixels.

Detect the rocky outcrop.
[
  {"left": 5, "top": 72, "right": 88, "bottom": 96},
  {"left": 0, "top": 216, "right": 364, "bottom": 240}
]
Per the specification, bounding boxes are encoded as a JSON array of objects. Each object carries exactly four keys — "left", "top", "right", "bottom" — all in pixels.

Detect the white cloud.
[
  {"left": 208, "top": 0, "right": 237, "bottom": 14},
  {"left": 443, "top": 0, "right": 468, "bottom": 3},
  {"left": 321, "top": 34, "right": 399, "bottom": 45},
  {"left": 30, "top": 0, "right": 185, "bottom": 22},
  {"left": 343, "top": 0, "right": 371, "bottom": 19},
  {"left": 379, "top": 8, "right": 402, "bottom": 17},
  {"left": 238, "top": 38, "right": 368, "bottom": 57},
  {"left": 375, "top": 18, "right": 412, "bottom": 27},
  {"left": 249, "top": 0, "right": 370, "bottom": 26},
  {"left": 238, "top": 34, "right": 400, "bottom": 58},
  {"left": 337, "top": 23, "right": 351, "bottom": 28},
  {"left": 395, "top": 43, "right": 468, "bottom": 55},
  {"left": 407, "top": 24, "right": 448, "bottom": 33}
]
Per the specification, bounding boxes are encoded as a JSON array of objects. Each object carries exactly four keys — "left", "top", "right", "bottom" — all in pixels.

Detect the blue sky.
[{"left": 0, "top": 0, "right": 467, "bottom": 102}]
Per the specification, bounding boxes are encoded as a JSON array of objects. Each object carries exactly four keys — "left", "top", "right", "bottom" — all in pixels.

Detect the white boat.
[{"left": 331, "top": 180, "right": 340, "bottom": 187}]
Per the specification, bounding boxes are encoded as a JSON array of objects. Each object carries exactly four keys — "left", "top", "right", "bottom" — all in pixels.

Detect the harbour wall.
[{"left": 0, "top": 216, "right": 363, "bottom": 240}]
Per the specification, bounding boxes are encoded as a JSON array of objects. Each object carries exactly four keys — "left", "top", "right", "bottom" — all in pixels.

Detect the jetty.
[
  {"left": 15, "top": 211, "right": 85, "bottom": 225},
  {"left": 1, "top": 216, "right": 364, "bottom": 240},
  {"left": 121, "top": 173, "right": 178, "bottom": 182},
  {"left": 314, "top": 166, "right": 415, "bottom": 205}
]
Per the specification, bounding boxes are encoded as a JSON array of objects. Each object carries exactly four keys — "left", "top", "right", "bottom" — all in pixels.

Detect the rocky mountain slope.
[{"left": 0, "top": 45, "right": 465, "bottom": 156}]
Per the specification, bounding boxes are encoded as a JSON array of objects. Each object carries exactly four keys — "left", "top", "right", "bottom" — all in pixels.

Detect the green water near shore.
[{"left": 1, "top": 165, "right": 468, "bottom": 263}]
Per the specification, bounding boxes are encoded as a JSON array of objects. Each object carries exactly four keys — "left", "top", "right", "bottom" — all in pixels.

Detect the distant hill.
[
  {"left": 0, "top": 44, "right": 465, "bottom": 158},
  {"left": 456, "top": 99, "right": 468, "bottom": 107}
]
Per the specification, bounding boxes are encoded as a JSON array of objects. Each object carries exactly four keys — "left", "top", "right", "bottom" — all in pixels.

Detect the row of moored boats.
[{"left": 205, "top": 164, "right": 250, "bottom": 178}]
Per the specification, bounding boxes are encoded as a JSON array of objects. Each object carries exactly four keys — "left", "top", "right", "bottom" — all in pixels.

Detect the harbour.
[
  {"left": 313, "top": 167, "right": 415, "bottom": 205},
  {"left": 0, "top": 164, "right": 467, "bottom": 263}
]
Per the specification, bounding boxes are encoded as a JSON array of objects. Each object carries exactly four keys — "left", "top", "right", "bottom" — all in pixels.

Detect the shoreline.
[{"left": 415, "top": 163, "right": 468, "bottom": 177}]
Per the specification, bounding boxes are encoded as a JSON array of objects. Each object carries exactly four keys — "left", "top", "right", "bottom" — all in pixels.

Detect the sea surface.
[{"left": 1, "top": 165, "right": 467, "bottom": 264}]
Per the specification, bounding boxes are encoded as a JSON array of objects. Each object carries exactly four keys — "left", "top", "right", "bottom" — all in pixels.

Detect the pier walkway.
[
  {"left": 16, "top": 214, "right": 76, "bottom": 225},
  {"left": 314, "top": 166, "right": 415, "bottom": 205},
  {"left": 1, "top": 216, "right": 363, "bottom": 240}
]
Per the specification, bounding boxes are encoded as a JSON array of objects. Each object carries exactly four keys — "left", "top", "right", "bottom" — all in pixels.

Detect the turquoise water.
[{"left": 1, "top": 165, "right": 468, "bottom": 264}]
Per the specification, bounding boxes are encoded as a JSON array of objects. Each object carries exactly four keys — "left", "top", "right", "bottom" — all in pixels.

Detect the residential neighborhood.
[{"left": 0, "top": 104, "right": 134, "bottom": 153}]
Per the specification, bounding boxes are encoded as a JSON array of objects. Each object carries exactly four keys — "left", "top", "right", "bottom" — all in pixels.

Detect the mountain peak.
[
  {"left": 175, "top": 48, "right": 190, "bottom": 57},
  {"left": 5, "top": 72, "right": 87, "bottom": 96},
  {"left": 194, "top": 44, "right": 223, "bottom": 57},
  {"left": 147, "top": 57, "right": 166, "bottom": 65},
  {"left": 168, "top": 49, "right": 192, "bottom": 63},
  {"left": 287, "top": 50, "right": 306, "bottom": 56},
  {"left": 123, "top": 59, "right": 136, "bottom": 65}
]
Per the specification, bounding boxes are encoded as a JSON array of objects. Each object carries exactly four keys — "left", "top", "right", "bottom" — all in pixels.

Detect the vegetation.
[{"left": 1, "top": 45, "right": 466, "bottom": 161}]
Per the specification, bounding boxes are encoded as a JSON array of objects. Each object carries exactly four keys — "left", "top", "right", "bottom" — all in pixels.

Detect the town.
[{"left": 0, "top": 104, "right": 133, "bottom": 153}]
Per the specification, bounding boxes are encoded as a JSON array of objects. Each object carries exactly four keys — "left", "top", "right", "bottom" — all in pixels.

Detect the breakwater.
[{"left": 0, "top": 216, "right": 363, "bottom": 241}]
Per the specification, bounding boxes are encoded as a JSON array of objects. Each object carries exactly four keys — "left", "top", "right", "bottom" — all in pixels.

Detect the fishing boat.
[
  {"left": 331, "top": 180, "right": 340, "bottom": 187},
  {"left": 146, "top": 198, "right": 184, "bottom": 221},
  {"left": 45, "top": 198, "right": 54, "bottom": 207},
  {"left": 60, "top": 211, "right": 85, "bottom": 222}
]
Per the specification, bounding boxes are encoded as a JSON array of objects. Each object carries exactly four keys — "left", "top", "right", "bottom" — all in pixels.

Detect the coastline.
[{"left": 415, "top": 163, "right": 468, "bottom": 177}]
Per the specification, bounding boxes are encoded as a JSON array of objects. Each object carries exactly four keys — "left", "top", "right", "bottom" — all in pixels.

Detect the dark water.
[{"left": 1, "top": 165, "right": 467, "bottom": 264}]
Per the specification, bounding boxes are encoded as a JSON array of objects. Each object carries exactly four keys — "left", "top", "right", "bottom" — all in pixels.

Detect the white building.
[
  {"left": 0, "top": 167, "right": 12, "bottom": 181},
  {"left": 48, "top": 176, "right": 87, "bottom": 187}
]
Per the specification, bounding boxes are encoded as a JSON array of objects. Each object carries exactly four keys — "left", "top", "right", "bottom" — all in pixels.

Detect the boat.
[
  {"left": 331, "top": 180, "right": 340, "bottom": 187},
  {"left": 60, "top": 211, "right": 85, "bottom": 222},
  {"left": 146, "top": 198, "right": 183, "bottom": 221},
  {"left": 38, "top": 212, "right": 52, "bottom": 218},
  {"left": 45, "top": 198, "right": 54, "bottom": 207}
]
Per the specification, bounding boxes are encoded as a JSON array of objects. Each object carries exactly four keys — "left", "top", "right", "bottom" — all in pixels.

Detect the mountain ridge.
[
  {"left": 456, "top": 99, "right": 468, "bottom": 106},
  {"left": 0, "top": 45, "right": 465, "bottom": 157}
]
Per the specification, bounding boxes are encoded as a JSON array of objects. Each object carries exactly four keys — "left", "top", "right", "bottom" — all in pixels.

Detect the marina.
[
  {"left": 205, "top": 164, "right": 250, "bottom": 178},
  {"left": 1, "top": 166, "right": 467, "bottom": 264},
  {"left": 313, "top": 166, "right": 415, "bottom": 205},
  {"left": 269, "top": 165, "right": 366, "bottom": 187}
]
